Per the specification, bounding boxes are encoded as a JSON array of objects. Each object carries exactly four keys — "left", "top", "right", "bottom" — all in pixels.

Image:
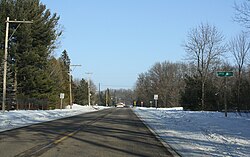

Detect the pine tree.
[
  {"left": 46, "top": 57, "right": 65, "bottom": 107},
  {"left": 58, "top": 50, "right": 71, "bottom": 106},
  {"left": 0, "top": 58, "right": 15, "bottom": 110},
  {"left": 105, "top": 88, "right": 111, "bottom": 106},
  {"left": 73, "top": 78, "right": 88, "bottom": 105},
  {"left": 0, "top": 0, "right": 62, "bottom": 105}
]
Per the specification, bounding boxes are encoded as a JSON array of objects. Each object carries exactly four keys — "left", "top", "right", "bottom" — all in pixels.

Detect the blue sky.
[{"left": 41, "top": 0, "right": 244, "bottom": 90}]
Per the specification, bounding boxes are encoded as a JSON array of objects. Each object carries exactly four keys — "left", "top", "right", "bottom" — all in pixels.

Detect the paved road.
[{"left": 0, "top": 108, "right": 176, "bottom": 157}]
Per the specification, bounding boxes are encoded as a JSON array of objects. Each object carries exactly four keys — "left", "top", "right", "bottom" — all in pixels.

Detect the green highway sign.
[{"left": 217, "top": 71, "right": 233, "bottom": 77}]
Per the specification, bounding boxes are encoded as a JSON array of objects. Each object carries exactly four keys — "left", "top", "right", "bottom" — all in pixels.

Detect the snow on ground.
[
  {"left": 134, "top": 107, "right": 250, "bottom": 157},
  {"left": 0, "top": 104, "right": 108, "bottom": 132}
]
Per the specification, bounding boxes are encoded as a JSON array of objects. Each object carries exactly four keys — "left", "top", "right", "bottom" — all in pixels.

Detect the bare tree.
[
  {"left": 183, "top": 23, "right": 226, "bottom": 110},
  {"left": 135, "top": 61, "right": 186, "bottom": 107},
  {"left": 135, "top": 72, "right": 153, "bottom": 106},
  {"left": 229, "top": 32, "right": 250, "bottom": 111},
  {"left": 234, "top": 0, "right": 250, "bottom": 29}
]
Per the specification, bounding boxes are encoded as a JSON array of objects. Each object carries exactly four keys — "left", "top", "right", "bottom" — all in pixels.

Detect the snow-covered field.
[
  {"left": 134, "top": 107, "right": 250, "bottom": 157},
  {"left": 0, "top": 104, "right": 108, "bottom": 132}
]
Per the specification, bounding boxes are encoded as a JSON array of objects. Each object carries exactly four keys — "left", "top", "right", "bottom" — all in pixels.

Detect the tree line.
[
  {"left": 0, "top": 0, "right": 94, "bottom": 110},
  {"left": 1, "top": 0, "right": 250, "bottom": 111},
  {"left": 135, "top": 1, "right": 250, "bottom": 111}
]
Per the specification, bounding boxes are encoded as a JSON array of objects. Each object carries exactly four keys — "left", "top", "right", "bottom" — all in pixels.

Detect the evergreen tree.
[
  {"left": 0, "top": 0, "right": 62, "bottom": 105},
  {"left": 105, "top": 88, "right": 111, "bottom": 106},
  {"left": 46, "top": 57, "right": 64, "bottom": 107},
  {"left": 58, "top": 50, "right": 71, "bottom": 106},
  {"left": 97, "top": 91, "right": 106, "bottom": 106},
  {"left": 181, "top": 74, "right": 218, "bottom": 111},
  {"left": 0, "top": 59, "right": 15, "bottom": 110},
  {"left": 73, "top": 78, "right": 88, "bottom": 105},
  {"left": 60, "top": 50, "right": 70, "bottom": 70},
  {"left": 181, "top": 75, "right": 202, "bottom": 110}
]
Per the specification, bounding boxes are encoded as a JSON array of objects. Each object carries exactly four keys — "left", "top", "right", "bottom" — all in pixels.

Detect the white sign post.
[
  {"left": 154, "top": 94, "right": 158, "bottom": 108},
  {"left": 60, "top": 93, "right": 65, "bottom": 109}
]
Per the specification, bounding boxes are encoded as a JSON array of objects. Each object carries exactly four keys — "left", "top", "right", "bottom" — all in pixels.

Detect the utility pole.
[
  {"left": 106, "top": 88, "right": 108, "bottom": 107},
  {"left": 69, "top": 64, "right": 81, "bottom": 109},
  {"left": 85, "top": 72, "right": 93, "bottom": 106},
  {"left": 98, "top": 83, "right": 101, "bottom": 105},
  {"left": 69, "top": 73, "right": 72, "bottom": 109},
  {"left": 2, "top": 17, "right": 32, "bottom": 113}
]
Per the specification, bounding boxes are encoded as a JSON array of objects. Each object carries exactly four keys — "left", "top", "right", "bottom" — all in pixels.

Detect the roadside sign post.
[
  {"left": 133, "top": 101, "right": 136, "bottom": 107},
  {"left": 150, "top": 101, "right": 153, "bottom": 107},
  {"left": 60, "top": 93, "right": 65, "bottom": 110},
  {"left": 141, "top": 101, "right": 144, "bottom": 107},
  {"left": 217, "top": 71, "right": 233, "bottom": 117},
  {"left": 154, "top": 95, "right": 158, "bottom": 109}
]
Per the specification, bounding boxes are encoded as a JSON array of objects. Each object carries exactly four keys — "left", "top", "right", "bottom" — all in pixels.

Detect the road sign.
[
  {"left": 154, "top": 94, "right": 158, "bottom": 100},
  {"left": 217, "top": 71, "right": 233, "bottom": 117},
  {"left": 217, "top": 71, "right": 233, "bottom": 77},
  {"left": 154, "top": 95, "right": 158, "bottom": 108},
  {"left": 60, "top": 93, "right": 65, "bottom": 110},
  {"left": 60, "top": 93, "right": 65, "bottom": 99}
]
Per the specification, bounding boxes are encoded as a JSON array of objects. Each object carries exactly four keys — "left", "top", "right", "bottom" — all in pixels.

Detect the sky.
[{"left": 40, "top": 0, "right": 244, "bottom": 91}]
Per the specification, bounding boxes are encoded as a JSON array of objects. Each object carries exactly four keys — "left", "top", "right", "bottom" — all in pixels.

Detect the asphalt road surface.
[{"left": 0, "top": 108, "right": 177, "bottom": 157}]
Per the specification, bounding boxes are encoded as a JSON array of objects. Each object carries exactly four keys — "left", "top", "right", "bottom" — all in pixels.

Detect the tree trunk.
[
  {"left": 237, "top": 80, "right": 240, "bottom": 112},
  {"left": 201, "top": 81, "right": 205, "bottom": 110},
  {"left": 237, "top": 70, "right": 241, "bottom": 112}
]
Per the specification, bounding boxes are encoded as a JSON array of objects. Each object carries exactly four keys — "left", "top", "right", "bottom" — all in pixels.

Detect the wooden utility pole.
[
  {"left": 99, "top": 83, "right": 101, "bottom": 105},
  {"left": 105, "top": 88, "right": 109, "bottom": 107},
  {"left": 85, "top": 72, "right": 92, "bottom": 106},
  {"left": 69, "top": 73, "right": 72, "bottom": 108},
  {"left": 2, "top": 17, "right": 32, "bottom": 113},
  {"left": 69, "top": 65, "right": 81, "bottom": 109}
]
